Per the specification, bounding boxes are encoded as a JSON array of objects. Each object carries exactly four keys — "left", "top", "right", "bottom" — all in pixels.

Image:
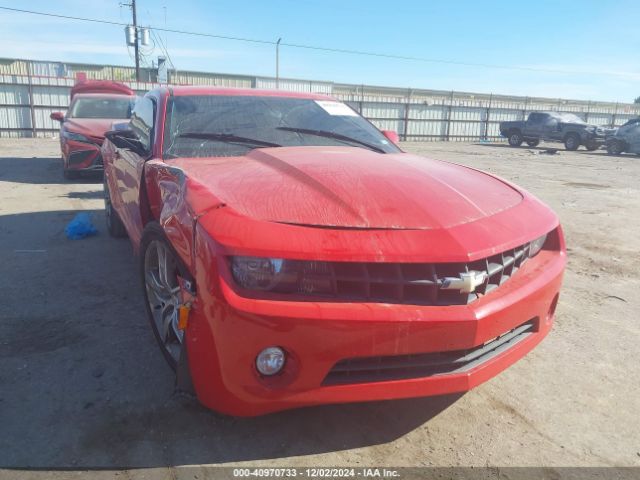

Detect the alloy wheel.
[
  {"left": 565, "top": 135, "right": 579, "bottom": 150},
  {"left": 508, "top": 132, "right": 523, "bottom": 147},
  {"left": 144, "top": 240, "right": 183, "bottom": 364}
]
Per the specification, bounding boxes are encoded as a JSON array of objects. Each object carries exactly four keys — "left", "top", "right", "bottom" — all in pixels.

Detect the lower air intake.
[{"left": 322, "top": 319, "right": 537, "bottom": 386}]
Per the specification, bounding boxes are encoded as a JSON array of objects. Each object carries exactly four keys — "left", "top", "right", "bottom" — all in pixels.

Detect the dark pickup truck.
[{"left": 499, "top": 111, "right": 610, "bottom": 151}]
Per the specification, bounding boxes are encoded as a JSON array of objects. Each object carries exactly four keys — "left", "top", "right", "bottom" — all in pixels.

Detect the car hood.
[
  {"left": 63, "top": 118, "right": 119, "bottom": 139},
  {"left": 172, "top": 146, "right": 523, "bottom": 230}
]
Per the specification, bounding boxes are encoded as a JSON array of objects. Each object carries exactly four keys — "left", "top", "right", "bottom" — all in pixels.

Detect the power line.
[
  {"left": 152, "top": 30, "right": 176, "bottom": 70},
  {"left": 0, "top": 5, "right": 634, "bottom": 79},
  {"left": 144, "top": 7, "right": 176, "bottom": 72},
  {"left": 0, "top": 6, "right": 275, "bottom": 45}
]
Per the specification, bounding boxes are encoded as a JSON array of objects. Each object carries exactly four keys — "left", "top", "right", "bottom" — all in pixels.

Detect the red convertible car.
[
  {"left": 51, "top": 81, "right": 135, "bottom": 179},
  {"left": 102, "top": 86, "right": 566, "bottom": 417}
]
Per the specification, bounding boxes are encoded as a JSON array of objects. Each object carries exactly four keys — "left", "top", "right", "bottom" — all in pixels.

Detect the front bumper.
[
  {"left": 186, "top": 244, "right": 566, "bottom": 416},
  {"left": 585, "top": 131, "right": 608, "bottom": 144},
  {"left": 63, "top": 139, "right": 104, "bottom": 171}
]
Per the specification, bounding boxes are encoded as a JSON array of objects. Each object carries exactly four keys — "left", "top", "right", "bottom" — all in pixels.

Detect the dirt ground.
[{"left": 0, "top": 138, "right": 639, "bottom": 478}]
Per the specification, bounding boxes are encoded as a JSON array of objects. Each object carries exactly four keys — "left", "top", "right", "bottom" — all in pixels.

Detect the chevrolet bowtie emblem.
[{"left": 439, "top": 271, "right": 487, "bottom": 294}]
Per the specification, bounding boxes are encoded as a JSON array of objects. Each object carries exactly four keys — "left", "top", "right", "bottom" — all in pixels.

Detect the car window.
[
  {"left": 69, "top": 97, "right": 134, "bottom": 119},
  {"left": 163, "top": 95, "right": 401, "bottom": 158},
  {"left": 555, "top": 113, "right": 586, "bottom": 124},
  {"left": 528, "top": 113, "right": 546, "bottom": 124},
  {"left": 130, "top": 96, "right": 155, "bottom": 153}
]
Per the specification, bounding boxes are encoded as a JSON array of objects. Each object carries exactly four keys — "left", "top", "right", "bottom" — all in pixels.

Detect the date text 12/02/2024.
[{"left": 232, "top": 468, "right": 400, "bottom": 478}]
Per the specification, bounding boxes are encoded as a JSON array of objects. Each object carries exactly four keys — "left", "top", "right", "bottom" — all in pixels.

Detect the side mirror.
[
  {"left": 382, "top": 130, "right": 400, "bottom": 144},
  {"left": 50, "top": 111, "right": 64, "bottom": 122},
  {"left": 105, "top": 128, "right": 148, "bottom": 156}
]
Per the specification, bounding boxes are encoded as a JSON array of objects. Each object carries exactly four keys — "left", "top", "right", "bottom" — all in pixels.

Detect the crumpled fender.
[
  {"left": 144, "top": 160, "right": 226, "bottom": 275},
  {"left": 143, "top": 160, "right": 230, "bottom": 401}
]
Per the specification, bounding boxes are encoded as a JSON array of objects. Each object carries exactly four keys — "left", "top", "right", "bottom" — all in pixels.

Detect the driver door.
[
  {"left": 540, "top": 114, "right": 560, "bottom": 139},
  {"left": 113, "top": 96, "right": 157, "bottom": 247},
  {"left": 525, "top": 113, "right": 545, "bottom": 138}
]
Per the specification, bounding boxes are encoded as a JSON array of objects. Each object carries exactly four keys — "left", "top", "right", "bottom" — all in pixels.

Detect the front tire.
[
  {"left": 63, "top": 168, "right": 79, "bottom": 180},
  {"left": 508, "top": 131, "right": 523, "bottom": 147},
  {"left": 103, "top": 176, "right": 127, "bottom": 238},
  {"left": 606, "top": 140, "right": 625, "bottom": 155},
  {"left": 62, "top": 155, "right": 79, "bottom": 180},
  {"left": 141, "top": 224, "right": 185, "bottom": 370},
  {"left": 564, "top": 133, "right": 581, "bottom": 151},
  {"left": 585, "top": 141, "right": 599, "bottom": 151}
]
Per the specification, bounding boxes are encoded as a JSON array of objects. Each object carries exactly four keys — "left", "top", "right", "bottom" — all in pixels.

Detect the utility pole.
[
  {"left": 276, "top": 38, "right": 282, "bottom": 89},
  {"left": 122, "top": 0, "right": 141, "bottom": 81},
  {"left": 132, "top": 0, "right": 140, "bottom": 82}
]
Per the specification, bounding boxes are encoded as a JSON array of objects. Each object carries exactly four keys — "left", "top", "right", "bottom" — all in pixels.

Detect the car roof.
[
  {"left": 72, "top": 93, "right": 136, "bottom": 100},
  {"left": 539, "top": 111, "right": 579, "bottom": 116},
  {"left": 167, "top": 85, "right": 334, "bottom": 101}
]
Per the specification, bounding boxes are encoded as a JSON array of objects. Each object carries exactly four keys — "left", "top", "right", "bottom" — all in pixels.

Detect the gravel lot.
[{"left": 1, "top": 138, "right": 639, "bottom": 477}]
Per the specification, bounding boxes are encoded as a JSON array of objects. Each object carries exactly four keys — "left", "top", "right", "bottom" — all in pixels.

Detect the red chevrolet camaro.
[
  {"left": 51, "top": 81, "right": 136, "bottom": 179},
  {"left": 102, "top": 86, "right": 566, "bottom": 417}
]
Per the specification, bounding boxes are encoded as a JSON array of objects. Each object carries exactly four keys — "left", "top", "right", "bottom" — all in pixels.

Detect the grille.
[
  {"left": 310, "top": 241, "right": 533, "bottom": 306},
  {"left": 67, "top": 149, "right": 95, "bottom": 166},
  {"left": 322, "top": 320, "right": 536, "bottom": 386},
  {"left": 68, "top": 150, "right": 102, "bottom": 168}
]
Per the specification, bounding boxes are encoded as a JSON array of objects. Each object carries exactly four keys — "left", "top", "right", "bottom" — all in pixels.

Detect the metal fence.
[{"left": 1, "top": 57, "right": 639, "bottom": 140}]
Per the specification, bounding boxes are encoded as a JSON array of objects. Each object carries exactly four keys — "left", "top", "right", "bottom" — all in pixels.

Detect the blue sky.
[{"left": 1, "top": 0, "right": 639, "bottom": 102}]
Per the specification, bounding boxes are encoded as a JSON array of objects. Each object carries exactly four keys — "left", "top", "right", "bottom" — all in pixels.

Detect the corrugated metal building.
[{"left": 1, "top": 57, "right": 639, "bottom": 139}]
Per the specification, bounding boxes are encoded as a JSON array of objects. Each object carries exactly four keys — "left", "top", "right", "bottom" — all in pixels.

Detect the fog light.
[{"left": 256, "top": 347, "right": 286, "bottom": 376}]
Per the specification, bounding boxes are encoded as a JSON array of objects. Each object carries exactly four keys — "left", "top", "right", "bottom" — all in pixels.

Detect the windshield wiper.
[
  {"left": 276, "top": 127, "right": 386, "bottom": 153},
  {"left": 178, "top": 132, "right": 282, "bottom": 148}
]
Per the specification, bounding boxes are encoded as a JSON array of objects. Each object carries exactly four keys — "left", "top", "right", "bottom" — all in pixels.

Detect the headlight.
[
  {"left": 63, "top": 130, "right": 91, "bottom": 143},
  {"left": 528, "top": 234, "right": 548, "bottom": 257},
  {"left": 230, "top": 256, "right": 333, "bottom": 294},
  {"left": 231, "top": 257, "right": 285, "bottom": 290}
]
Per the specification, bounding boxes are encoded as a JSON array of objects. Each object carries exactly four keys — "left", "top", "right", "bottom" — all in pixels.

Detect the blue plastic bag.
[{"left": 65, "top": 212, "right": 98, "bottom": 240}]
